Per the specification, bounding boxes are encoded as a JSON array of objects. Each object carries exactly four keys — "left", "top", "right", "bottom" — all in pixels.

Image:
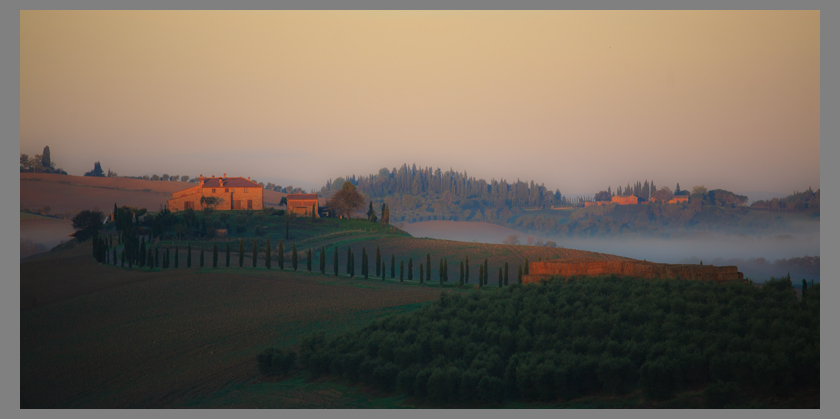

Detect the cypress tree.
[
  {"left": 166, "top": 248, "right": 171, "bottom": 269},
  {"left": 518, "top": 264, "right": 523, "bottom": 284},
  {"left": 375, "top": 245, "right": 381, "bottom": 276},
  {"left": 239, "top": 238, "right": 244, "bottom": 268},
  {"left": 362, "top": 248, "right": 368, "bottom": 278},
  {"left": 439, "top": 259, "right": 444, "bottom": 285},
  {"left": 426, "top": 253, "right": 431, "bottom": 283},
  {"left": 334, "top": 246, "right": 339, "bottom": 276},
  {"left": 408, "top": 258, "right": 413, "bottom": 280},
  {"left": 293, "top": 243, "right": 298, "bottom": 271},
  {"left": 459, "top": 261, "right": 464, "bottom": 287},
  {"left": 145, "top": 247, "right": 151, "bottom": 268},
  {"left": 391, "top": 254, "right": 395, "bottom": 278},
  {"left": 213, "top": 244, "right": 218, "bottom": 268},
  {"left": 252, "top": 239, "right": 258, "bottom": 268},
  {"left": 174, "top": 245, "right": 179, "bottom": 268},
  {"left": 139, "top": 237, "right": 146, "bottom": 268},
  {"left": 498, "top": 267, "right": 503, "bottom": 287},
  {"left": 265, "top": 237, "right": 271, "bottom": 269},
  {"left": 278, "top": 240, "right": 284, "bottom": 270},
  {"left": 307, "top": 248, "right": 312, "bottom": 272},
  {"left": 155, "top": 247, "right": 160, "bottom": 268},
  {"left": 524, "top": 257, "right": 529, "bottom": 275},
  {"left": 504, "top": 262, "right": 509, "bottom": 286},
  {"left": 444, "top": 258, "right": 449, "bottom": 282},
  {"left": 420, "top": 264, "right": 425, "bottom": 285},
  {"left": 350, "top": 251, "right": 355, "bottom": 277},
  {"left": 347, "top": 247, "right": 352, "bottom": 275},
  {"left": 400, "top": 260, "right": 404, "bottom": 282},
  {"left": 128, "top": 242, "right": 133, "bottom": 268},
  {"left": 226, "top": 242, "right": 230, "bottom": 267},
  {"left": 802, "top": 279, "right": 808, "bottom": 298},
  {"left": 320, "top": 246, "right": 326, "bottom": 274},
  {"left": 478, "top": 265, "right": 483, "bottom": 288},
  {"left": 483, "top": 259, "right": 488, "bottom": 285},
  {"left": 187, "top": 242, "right": 192, "bottom": 268},
  {"left": 465, "top": 255, "right": 470, "bottom": 283}
]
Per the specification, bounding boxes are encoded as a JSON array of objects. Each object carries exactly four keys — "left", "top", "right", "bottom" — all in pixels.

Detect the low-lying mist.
[{"left": 403, "top": 220, "right": 820, "bottom": 281}]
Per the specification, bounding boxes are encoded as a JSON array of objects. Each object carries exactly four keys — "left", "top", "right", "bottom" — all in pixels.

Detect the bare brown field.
[
  {"left": 20, "top": 242, "right": 441, "bottom": 408},
  {"left": 20, "top": 173, "right": 285, "bottom": 214}
]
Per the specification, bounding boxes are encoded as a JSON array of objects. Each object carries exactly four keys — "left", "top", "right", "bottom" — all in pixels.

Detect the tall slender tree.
[
  {"left": 375, "top": 245, "right": 381, "bottom": 276},
  {"left": 174, "top": 245, "right": 179, "bottom": 268},
  {"left": 439, "top": 259, "right": 444, "bottom": 285},
  {"left": 426, "top": 253, "right": 431, "bottom": 283},
  {"left": 524, "top": 257, "right": 529, "bottom": 275},
  {"left": 465, "top": 255, "right": 470, "bottom": 283},
  {"left": 408, "top": 258, "right": 413, "bottom": 280},
  {"left": 391, "top": 254, "right": 395, "bottom": 278},
  {"left": 278, "top": 240, "right": 284, "bottom": 270},
  {"left": 362, "top": 247, "right": 368, "bottom": 278},
  {"left": 333, "top": 246, "right": 339, "bottom": 276},
  {"left": 145, "top": 247, "right": 151, "bottom": 268},
  {"left": 187, "top": 242, "right": 192, "bottom": 268},
  {"left": 239, "top": 238, "right": 244, "bottom": 268},
  {"left": 347, "top": 247, "right": 352, "bottom": 275},
  {"left": 252, "top": 239, "right": 258, "bottom": 268},
  {"left": 213, "top": 244, "right": 218, "bottom": 268},
  {"left": 265, "top": 237, "right": 271, "bottom": 269},
  {"left": 381, "top": 261, "right": 386, "bottom": 281},
  {"left": 156, "top": 247, "right": 160, "bottom": 268},
  {"left": 292, "top": 243, "right": 298, "bottom": 271},
  {"left": 350, "top": 251, "right": 355, "bottom": 277},
  {"left": 140, "top": 237, "right": 146, "bottom": 268},
  {"left": 226, "top": 242, "right": 230, "bottom": 267},
  {"left": 444, "top": 258, "right": 449, "bottom": 282}
]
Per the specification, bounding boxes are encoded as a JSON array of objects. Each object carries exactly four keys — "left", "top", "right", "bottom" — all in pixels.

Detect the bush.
[{"left": 257, "top": 347, "right": 297, "bottom": 377}]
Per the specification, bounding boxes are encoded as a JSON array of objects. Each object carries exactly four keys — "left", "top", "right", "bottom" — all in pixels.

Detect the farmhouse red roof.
[
  {"left": 287, "top": 194, "right": 319, "bottom": 201},
  {"left": 200, "top": 177, "right": 260, "bottom": 188}
]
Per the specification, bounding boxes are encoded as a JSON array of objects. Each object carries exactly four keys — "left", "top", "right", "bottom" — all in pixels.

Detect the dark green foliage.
[
  {"left": 278, "top": 240, "right": 284, "bottom": 270},
  {"left": 420, "top": 264, "right": 425, "bottom": 285},
  {"left": 144, "top": 247, "right": 149, "bottom": 268},
  {"left": 362, "top": 248, "right": 368, "bottom": 278},
  {"left": 212, "top": 244, "right": 218, "bottom": 268},
  {"left": 483, "top": 259, "right": 488, "bottom": 285},
  {"left": 518, "top": 265, "right": 523, "bottom": 284},
  {"left": 265, "top": 237, "right": 271, "bottom": 269},
  {"left": 238, "top": 238, "right": 244, "bottom": 268},
  {"left": 439, "top": 259, "right": 444, "bottom": 285},
  {"left": 72, "top": 210, "right": 104, "bottom": 242},
  {"left": 299, "top": 276, "right": 819, "bottom": 406},
  {"left": 464, "top": 255, "right": 469, "bottom": 283},
  {"left": 226, "top": 242, "right": 230, "bottom": 267},
  {"left": 382, "top": 262, "right": 386, "bottom": 281},
  {"left": 459, "top": 261, "right": 464, "bottom": 287},
  {"left": 252, "top": 240, "right": 258, "bottom": 268},
  {"left": 524, "top": 257, "right": 529, "bottom": 275},
  {"left": 156, "top": 247, "right": 160, "bottom": 268},
  {"left": 391, "top": 254, "right": 395, "bottom": 278},
  {"left": 504, "top": 262, "right": 509, "bottom": 286},
  {"left": 498, "top": 267, "right": 503, "bottom": 287},
  {"left": 257, "top": 347, "right": 297, "bottom": 377},
  {"left": 334, "top": 246, "right": 339, "bottom": 276},
  {"left": 478, "top": 265, "right": 483, "bottom": 288},
  {"left": 320, "top": 246, "right": 326, "bottom": 274},
  {"left": 400, "top": 260, "right": 404, "bottom": 282},
  {"left": 426, "top": 253, "right": 432, "bottom": 283},
  {"left": 376, "top": 245, "right": 381, "bottom": 276}
]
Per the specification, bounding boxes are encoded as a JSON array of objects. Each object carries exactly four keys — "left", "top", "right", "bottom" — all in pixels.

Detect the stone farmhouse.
[
  {"left": 286, "top": 193, "right": 320, "bottom": 217},
  {"left": 584, "top": 195, "right": 640, "bottom": 207},
  {"left": 167, "top": 174, "right": 264, "bottom": 212},
  {"left": 649, "top": 195, "right": 690, "bottom": 204}
]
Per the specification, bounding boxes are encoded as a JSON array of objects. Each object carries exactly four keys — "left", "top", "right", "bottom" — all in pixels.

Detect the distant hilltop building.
[
  {"left": 286, "top": 193, "right": 320, "bottom": 217},
  {"left": 167, "top": 173, "right": 264, "bottom": 211},
  {"left": 650, "top": 195, "right": 689, "bottom": 204},
  {"left": 584, "top": 195, "right": 639, "bottom": 207}
]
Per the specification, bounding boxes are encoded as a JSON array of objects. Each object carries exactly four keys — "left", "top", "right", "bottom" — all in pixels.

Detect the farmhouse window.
[
  {"left": 245, "top": 188, "right": 248, "bottom": 193},
  {"left": 185, "top": 201, "right": 193, "bottom": 210},
  {"left": 212, "top": 188, "right": 216, "bottom": 193}
]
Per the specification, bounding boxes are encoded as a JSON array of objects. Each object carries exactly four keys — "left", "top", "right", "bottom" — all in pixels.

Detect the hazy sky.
[{"left": 20, "top": 11, "right": 819, "bottom": 194}]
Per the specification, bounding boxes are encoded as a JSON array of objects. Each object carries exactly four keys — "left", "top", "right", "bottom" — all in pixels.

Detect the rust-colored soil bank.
[{"left": 522, "top": 258, "right": 744, "bottom": 283}]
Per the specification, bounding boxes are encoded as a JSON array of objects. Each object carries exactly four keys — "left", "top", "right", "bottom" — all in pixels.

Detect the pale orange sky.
[{"left": 20, "top": 11, "right": 819, "bottom": 194}]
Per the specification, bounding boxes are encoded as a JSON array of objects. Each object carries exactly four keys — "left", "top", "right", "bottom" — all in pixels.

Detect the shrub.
[{"left": 257, "top": 347, "right": 297, "bottom": 377}]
